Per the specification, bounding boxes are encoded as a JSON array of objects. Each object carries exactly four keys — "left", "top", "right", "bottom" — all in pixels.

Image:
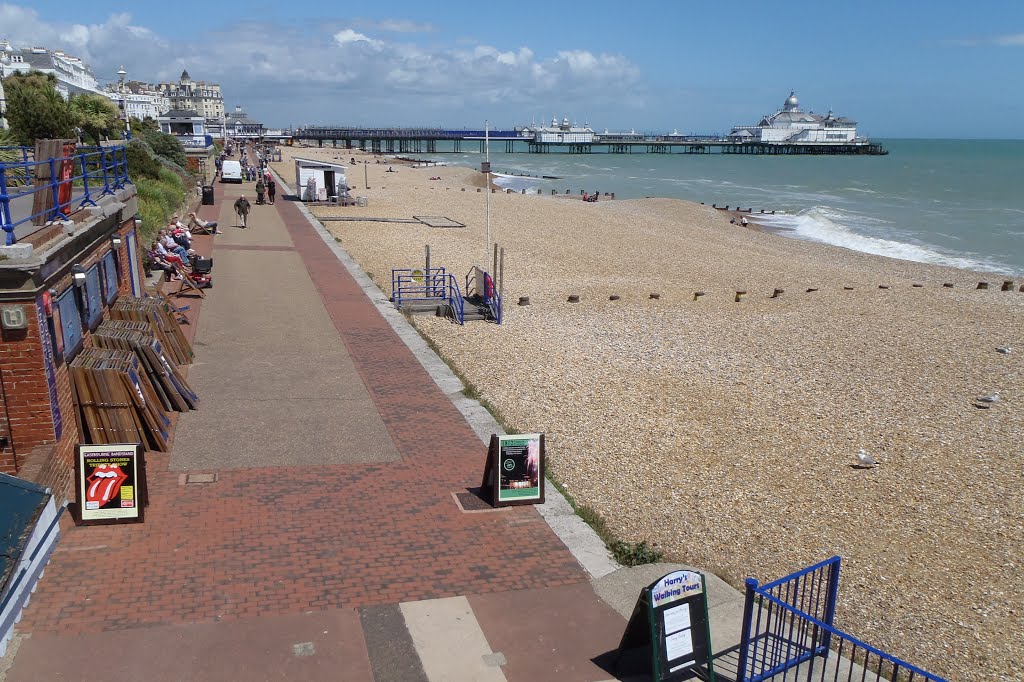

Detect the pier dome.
[{"left": 783, "top": 92, "right": 799, "bottom": 112}]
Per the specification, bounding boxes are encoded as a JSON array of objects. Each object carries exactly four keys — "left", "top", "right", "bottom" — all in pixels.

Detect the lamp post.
[
  {"left": 0, "top": 45, "right": 11, "bottom": 131},
  {"left": 117, "top": 65, "right": 131, "bottom": 140}
]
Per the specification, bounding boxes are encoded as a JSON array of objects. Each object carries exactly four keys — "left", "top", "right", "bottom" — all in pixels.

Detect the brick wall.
[{"left": 0, "top": 215, "right": 143, "bottom": 502}]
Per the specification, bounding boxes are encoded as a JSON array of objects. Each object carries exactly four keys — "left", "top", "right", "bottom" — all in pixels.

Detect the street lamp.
[
  {"left": 0, "top": 44, "right": 12, "bottom": 130},
  {"left": 117, "top": 65, "right": 131, "bottom": 140}
]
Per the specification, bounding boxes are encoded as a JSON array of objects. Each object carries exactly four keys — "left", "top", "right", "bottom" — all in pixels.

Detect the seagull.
[
  {"left": 996, "top": 346, "right": 1012, "bottom": 355},
  {"left": 856, "top": 449, "right": 879, "bottom": 467},
  {"left": 976, "top": 392, "right": 1000, "bottom": 404}
]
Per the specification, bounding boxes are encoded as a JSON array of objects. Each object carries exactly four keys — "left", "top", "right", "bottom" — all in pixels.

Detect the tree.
[
  {"left": 142, "top": 129, "right": 186, "bottom": 167},
  {"left": 3, "top": 71, "right": 76, "bottom": 145},
  {"left": 130, "top": 116, "right": 159, "bottom": 136},
  {"left": 70, "top": 93, "right": 122, "bottom": 145}
]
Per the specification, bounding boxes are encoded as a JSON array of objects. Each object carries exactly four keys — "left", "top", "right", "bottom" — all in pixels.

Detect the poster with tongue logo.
[{"left": 74, "top": 444, "right": 146, "bottom": 525}]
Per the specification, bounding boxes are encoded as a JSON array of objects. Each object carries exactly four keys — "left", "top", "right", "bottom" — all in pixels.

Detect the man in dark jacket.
[
  {"left": 267, "top": 177, "right": 277, "bottom": 205},
  {"left": 234, "top": 195, "right": 251, "bottom": 228}
]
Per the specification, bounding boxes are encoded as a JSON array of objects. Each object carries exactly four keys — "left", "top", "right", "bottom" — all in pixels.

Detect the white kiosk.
[{"left": 294, "top": 157, "right": 349, "bottom": 202}]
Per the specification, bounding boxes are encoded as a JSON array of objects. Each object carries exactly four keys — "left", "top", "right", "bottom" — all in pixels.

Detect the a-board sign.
[
  {"left": 74, "top": 443, "right": 147, "bottom": 525},
  {"left": 481, "top": 433, "right": 545, "bottom": 507},
  {"left": 616, "top": 570, "right": 715, "bottom": 681}
]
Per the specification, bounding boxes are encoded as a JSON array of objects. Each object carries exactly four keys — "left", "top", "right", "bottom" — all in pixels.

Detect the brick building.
[{"left": 0, "top": 184, "right": 143, "bottom": 502}]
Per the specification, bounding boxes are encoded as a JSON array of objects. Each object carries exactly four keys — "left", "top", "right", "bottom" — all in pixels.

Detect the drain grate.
[
  {"left": 414, "top": 215, "right": 466, "bottom": 228},
  {"left": 179, "top": 472, "right": 218, "bottom": 485}
]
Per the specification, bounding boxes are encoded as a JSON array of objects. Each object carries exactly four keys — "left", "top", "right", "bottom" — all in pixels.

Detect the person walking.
[
  {"left": 234, "top": 195, "right": 251, "bottom": 228},
  {"left": 255, "top": 177, "right": 265, "bottom": 205},
  {"left": 267, "top": 177, "right": 277, "bottom": 205}
]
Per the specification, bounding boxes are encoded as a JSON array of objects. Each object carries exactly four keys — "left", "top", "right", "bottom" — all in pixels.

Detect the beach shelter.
[{"left": 294, "top": 158, "right": 348, "bottom": 202}]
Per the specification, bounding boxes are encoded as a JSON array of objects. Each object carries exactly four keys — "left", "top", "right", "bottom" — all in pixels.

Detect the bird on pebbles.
[
  {"left": 855, "top": 449, "right": 879, "bottom": 468},
  {"left": 995, "top": 346, "right": 1012, "bottom": 355}
]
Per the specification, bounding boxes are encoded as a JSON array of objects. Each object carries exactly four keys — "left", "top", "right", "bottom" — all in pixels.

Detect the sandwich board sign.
[
  {"left": 480, "top": 433, "right": 545, "bottom": 507},
  {"left": 73, "top": 443, "right": 147, "bottom": 525},
  {"left": 615, "top": 570, "right": 715, "bottom": 681}
]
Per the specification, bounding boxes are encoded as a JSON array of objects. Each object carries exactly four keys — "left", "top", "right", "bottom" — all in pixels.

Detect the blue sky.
[{"left": 2, "top": 0, "right": 1023, "bottom": 138}]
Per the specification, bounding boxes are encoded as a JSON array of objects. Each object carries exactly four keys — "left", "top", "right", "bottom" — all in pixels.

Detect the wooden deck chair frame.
[
  {"left": 189, "top": 216, "right": 215, "bottom": 235},
  {"left": 171, "top": 262, "right": 206, "bottom": 299}
]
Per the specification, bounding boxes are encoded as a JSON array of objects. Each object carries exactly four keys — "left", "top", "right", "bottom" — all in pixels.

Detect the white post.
[{"left": 485, "top": 120, "right": 491, "bottom": 267}]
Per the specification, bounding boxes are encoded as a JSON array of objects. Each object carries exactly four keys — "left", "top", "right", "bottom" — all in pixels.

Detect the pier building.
[{"left": 729, "top": 91, "right": 860, "bottom": 144}]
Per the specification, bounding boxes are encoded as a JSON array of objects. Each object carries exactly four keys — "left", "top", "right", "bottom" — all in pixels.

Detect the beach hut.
[{"left": 294, "top": 158, "right": 348, "bottom": 202}]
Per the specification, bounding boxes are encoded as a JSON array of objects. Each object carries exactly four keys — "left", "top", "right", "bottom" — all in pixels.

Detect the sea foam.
[{"left": 757, "top": 207, "right": 1007, "bottom": 273}]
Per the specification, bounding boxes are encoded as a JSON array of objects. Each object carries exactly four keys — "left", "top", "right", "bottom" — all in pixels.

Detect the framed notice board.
[
  {"left": 616, "top": 570, "right": 715, "bottom": 681},
  {"left": 481, "top": 433, "right": 545, "bottom": 507},
  {"left": 73, "top": 443, "right": 147, "bottom": 525}
]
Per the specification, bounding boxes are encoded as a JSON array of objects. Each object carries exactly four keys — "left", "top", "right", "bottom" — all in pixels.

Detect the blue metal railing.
[
  {"left": 737, "top": 557, "right": 947, "bottom": 682},
  {"left": 1, "top": 144, "right": 131, "bottom": 245},
  {"left": 392, "top": 267, "right": 464, "bottom": 324},
  {"left": 464, "top": 266, "right": 502, "bottom": 324}
]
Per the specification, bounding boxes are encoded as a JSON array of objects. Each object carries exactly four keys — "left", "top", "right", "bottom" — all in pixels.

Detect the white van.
[{"left": 220, "top": 160, "right": 242, "bottom": 183}]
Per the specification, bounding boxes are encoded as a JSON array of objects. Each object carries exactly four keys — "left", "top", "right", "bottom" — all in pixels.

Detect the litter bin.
[{"left": 201, "top": 185, "right": 215, "bottom": 205}]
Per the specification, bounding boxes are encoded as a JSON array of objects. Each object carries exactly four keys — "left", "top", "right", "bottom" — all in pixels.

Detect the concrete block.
[{"left": 0, "top": 243, "right": 33, "bottom": 260}]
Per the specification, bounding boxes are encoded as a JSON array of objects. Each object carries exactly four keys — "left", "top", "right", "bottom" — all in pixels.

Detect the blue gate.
[{"left": 737, "top": 557, "right": 947, "bottom": 682}]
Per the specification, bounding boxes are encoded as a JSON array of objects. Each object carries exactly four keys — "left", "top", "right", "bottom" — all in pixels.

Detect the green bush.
[
  {"left": 126, "top": 140, "right": 163, "bottom": 180},
  {"left": 141, "top": 129, "right": 186, "bottom": 167}
]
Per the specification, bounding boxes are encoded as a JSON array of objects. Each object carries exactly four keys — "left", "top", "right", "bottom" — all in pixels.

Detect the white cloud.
[
  {"left": 333, "top": 29, "right": 382, "bottom": 48},
  {"left": 0, "top": 5, "right": 647, "bottom": 126},
  {"left": 992, "top": 33, "right": 1024, "bottom": 46}
]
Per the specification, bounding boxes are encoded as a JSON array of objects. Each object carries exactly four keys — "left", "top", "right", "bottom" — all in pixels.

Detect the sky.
[{"left": 2, "top": 0, "right": 1023, "bottom": 138}]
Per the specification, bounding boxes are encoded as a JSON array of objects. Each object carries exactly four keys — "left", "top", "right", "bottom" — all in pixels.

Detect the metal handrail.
[
  {"left": 391, "top": 267, "right": 464, "bottom": 324},
  {"left": 1, "top": 144, "right": 130, "bottom": 245},
  {"left": 738, "top": 557, "right": 947, "bottom": 682}
]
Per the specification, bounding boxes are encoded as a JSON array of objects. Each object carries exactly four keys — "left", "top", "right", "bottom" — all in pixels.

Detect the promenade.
[{"left": 2, "top": 173, "right": 745, "bottom": 681}]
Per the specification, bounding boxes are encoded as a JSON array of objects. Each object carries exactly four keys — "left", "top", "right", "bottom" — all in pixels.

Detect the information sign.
[
  {"left": 481, "top": 433, "right": 545, "bottom": 507},
  {"left": 616, "top": 570, "right": 715, "bottom": 681},
  {"left": 74, "top": 444, "right": 147, "bottom": 525}
]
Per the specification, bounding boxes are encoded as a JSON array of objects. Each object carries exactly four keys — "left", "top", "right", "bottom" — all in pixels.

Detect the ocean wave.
[{"left": 757, "top": 207, "right": 1011, "bottom": 273}]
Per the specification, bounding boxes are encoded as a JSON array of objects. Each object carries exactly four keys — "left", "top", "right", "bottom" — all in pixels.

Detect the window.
[
  {"left": 83, "top": 265, "right": 103, "bottom": 330},
  {"left": 102, "top": 250, "right": 119, "bottom": 304},
  {"left": 56, "top": 288, "right": 83, "bottom": 360}
]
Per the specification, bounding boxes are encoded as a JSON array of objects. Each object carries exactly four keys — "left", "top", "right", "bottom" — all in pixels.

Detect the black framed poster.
[{"left": 74, "top": 443, "right": 146, "bottom": 525}]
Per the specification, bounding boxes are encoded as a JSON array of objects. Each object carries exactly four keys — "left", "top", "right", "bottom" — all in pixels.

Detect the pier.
[{"left": 289, "top": 127, "right": 888, "bottom": 155}]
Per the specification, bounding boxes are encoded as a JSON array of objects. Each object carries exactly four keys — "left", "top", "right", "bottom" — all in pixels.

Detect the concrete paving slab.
[
  {"left": 468, "top": 584, "right": 628, "bottom": 682},
  {"left": 170, "top": 395, "right": 400, "bottom": 470},
  {"left": 400, "top": 596, "right": 506, "bottom": 682},
  {"left": 591, "top": 562, "right": 747, "bottom": 668},
  {"left": 5, "top": 609, "right": 373, "bottom": 682}
]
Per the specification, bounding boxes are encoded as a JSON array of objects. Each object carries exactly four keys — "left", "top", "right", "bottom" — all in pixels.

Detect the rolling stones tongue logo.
[{"left": 85, "top": 464, "right": 128, "bottom": 507}]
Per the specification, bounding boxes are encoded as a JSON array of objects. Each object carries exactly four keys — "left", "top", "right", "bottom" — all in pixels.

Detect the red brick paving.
[{"left": 16, "top": 188, "right": 587, "bottom": 638}]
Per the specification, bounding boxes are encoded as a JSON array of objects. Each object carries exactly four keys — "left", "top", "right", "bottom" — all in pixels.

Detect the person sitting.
[
  {"left": 741, "top": 216, "right": 749, "bottom": 226},
  {"left": 153, "top": 239, "right": 188, "bottom": 270},
  {"left": 148, "top": 244, "right": 181, "bottom": 280},
  {"left": 159, "top": 229, "right": 193, "bottom": 261},
  {"left": 188, "top": 212, "right": 221, "bottom": 235}
]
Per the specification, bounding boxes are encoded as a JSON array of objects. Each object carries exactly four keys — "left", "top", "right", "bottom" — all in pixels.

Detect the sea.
[{"left": 433, "top": 139, "right": 1024, "bottom": 276}]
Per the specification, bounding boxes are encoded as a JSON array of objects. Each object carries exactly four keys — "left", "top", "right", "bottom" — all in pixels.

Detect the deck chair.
[
  {"left": 189, "top": 216, "right": 217, "bottom": 235},
  {"left": 155, "top": 288, "right": 192, "bottom": 323},
  {"left": 170, "top": 262, "right": 206, "bottom": 299}
]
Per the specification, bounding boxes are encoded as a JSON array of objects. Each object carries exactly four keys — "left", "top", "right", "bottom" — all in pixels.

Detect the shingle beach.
[{"left": 273, "top": 147, "right": 1023, "bottom": 682}]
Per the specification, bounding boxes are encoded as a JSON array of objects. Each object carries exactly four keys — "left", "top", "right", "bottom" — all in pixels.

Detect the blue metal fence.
[
  {"left": 0, "top": 144, "right": 131, "bottom": 245},
  {"left": 392, "top": 267, "right": 465, "bottom": 324},
  {"left": 737, "top": 557, "right": 947, "bottom": 682}
]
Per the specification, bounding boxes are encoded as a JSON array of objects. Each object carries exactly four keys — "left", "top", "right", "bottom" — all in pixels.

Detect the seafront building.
[
  {"left": 222, "top": 105, "right": 265, "bottom": 140},
  {"left": 156, "top": 70, "right": 224, "bottom": 123},
  {"left": 729, "top": 91, "right": 859, "bottom": 144},
  {"left": 104, "top": 78, "right": 170, "bottom": 122},
  {"left": 0, "top": 40, "right": 106, "bottom": 100}
]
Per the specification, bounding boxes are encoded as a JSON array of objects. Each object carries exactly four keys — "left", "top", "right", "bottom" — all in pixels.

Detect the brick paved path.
[{"left": 14, "top": 177, "right": 588, "bottom": 644}]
